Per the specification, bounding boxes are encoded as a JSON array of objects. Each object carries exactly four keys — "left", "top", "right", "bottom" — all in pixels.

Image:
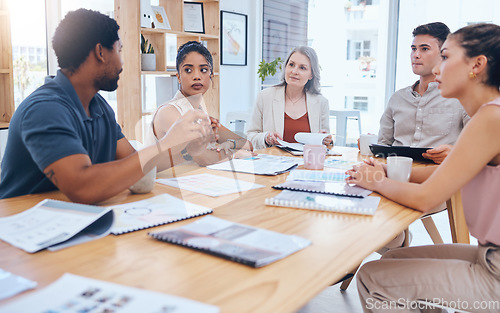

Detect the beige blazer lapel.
[
  {"left": 273, "top": 86, "right": 286, "bottom": 136},
  {"left": 306, "top": 93, "right": 320, "bottom": 133}
]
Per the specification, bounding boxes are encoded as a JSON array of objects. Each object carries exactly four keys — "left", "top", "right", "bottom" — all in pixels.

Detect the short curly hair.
[{"left": 52, "top": 8, "right": 120, "bottom": 72}]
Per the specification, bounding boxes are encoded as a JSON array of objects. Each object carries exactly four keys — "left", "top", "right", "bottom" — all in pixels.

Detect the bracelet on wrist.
[
  {"left": 226, "top": 139, "right": 236, "bottom": 149},
  {"left": 180, "top": 147, "right": 193, "bottom": 161}
]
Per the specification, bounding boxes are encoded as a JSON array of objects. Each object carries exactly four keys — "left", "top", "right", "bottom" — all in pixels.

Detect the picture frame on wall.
[
  {"left": 183, "top": 2, "right": 205, "bottom": 33},
  {"left": 151, "top": 5, "right": 171, "bottom": 30},
  {"left": 220, "top": 11, "right": 248, "bottom": 66}
]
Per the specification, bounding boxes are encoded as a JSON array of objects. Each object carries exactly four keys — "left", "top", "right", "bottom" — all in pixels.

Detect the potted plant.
[
  {"left": 257, "top": 57, "right": 283, "bottom": 83},
  {"left": 141, "top": 34, "right": 156, "bottom": 71}
]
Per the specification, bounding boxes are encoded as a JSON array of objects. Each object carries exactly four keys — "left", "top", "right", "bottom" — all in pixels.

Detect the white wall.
[{"left": 219, "top": 0, "right": 262, "bottom": 128}]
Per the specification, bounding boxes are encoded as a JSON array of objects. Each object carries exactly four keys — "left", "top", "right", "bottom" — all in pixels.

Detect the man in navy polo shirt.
[{"left": 0, "top": 9, "right": 210, "bottom": 204}]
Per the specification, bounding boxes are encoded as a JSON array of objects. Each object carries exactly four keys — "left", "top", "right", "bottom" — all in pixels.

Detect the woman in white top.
[
  {"left": 151, "top": 41, "right": 252, "bottom": 169},
  {"left": 247, "top": 46, "right": 332, "bottom": 150}
]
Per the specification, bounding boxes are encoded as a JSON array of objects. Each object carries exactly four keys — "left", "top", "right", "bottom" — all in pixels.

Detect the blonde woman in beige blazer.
[{"left": 247, "top": 46, "right": 331, "bottom": 150}]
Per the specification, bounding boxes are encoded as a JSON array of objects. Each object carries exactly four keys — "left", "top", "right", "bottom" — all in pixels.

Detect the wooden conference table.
[{"left": 0, "top": 147, "right": 423, "bottom": 313}]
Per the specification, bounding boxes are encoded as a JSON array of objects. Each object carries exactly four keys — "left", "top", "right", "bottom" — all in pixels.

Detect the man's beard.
[{"left": 97, "top": 68, "right": 122, "bottom": 92}]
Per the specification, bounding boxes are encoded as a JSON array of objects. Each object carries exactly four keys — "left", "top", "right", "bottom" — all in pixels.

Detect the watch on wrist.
[
  {"left": 180, "top": 148, "right": 193, "bottom": 161},
  {"left": 226, "top": 139, "right": 236, "bottom": 149}
]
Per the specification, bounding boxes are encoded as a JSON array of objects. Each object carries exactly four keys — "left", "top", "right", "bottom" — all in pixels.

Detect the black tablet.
[{"left": 369, "top": 144, "right": 432, "bottom": 162}]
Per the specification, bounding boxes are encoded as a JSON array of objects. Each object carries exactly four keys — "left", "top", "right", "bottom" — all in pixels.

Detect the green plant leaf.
[
  {"left": 257, "top": 57, "right": 283, "bottom": 83},
  {"left": 140, "top": 34, "right": 154, "bottom": 54}
]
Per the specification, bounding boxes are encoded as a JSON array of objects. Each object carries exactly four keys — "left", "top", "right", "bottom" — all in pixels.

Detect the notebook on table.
[
  {"left": 110, "top": 194, "right": 212, "bottom": 235},
  {"left": 265, "top": 190, "right": 380, "bottom": 215},
  {"left": 272, "top": 180, "right": 372, "bottom": 198},
  {"left": 149, "top": 216, "right": 311, "bottom": 268}
]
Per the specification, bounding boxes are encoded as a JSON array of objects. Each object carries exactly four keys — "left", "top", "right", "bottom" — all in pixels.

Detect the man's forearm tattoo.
[{"left": 44, "top": 169, "right": 58, "bottom": 187}]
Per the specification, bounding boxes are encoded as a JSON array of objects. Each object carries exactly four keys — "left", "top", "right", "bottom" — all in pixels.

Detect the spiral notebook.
[
  {"left": 272, "top": 180, "right": 372, "bottom": 198},
  {"left": 110, "top": 194, "right": 212, "bottom": 235},
  {"left": 265, "top": 190, "right": 380, "bottom": 215},
  {"left": 149, "top": 216, "right": 311, "bottom": 268}
]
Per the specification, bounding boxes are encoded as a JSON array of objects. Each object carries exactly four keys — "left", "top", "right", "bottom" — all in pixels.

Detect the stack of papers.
[
  {"left": 276, "top": 133, "right": 342, "bottom": 156},
  {"left": 266, "top": 168, "right": 379, "bottom": 215}
]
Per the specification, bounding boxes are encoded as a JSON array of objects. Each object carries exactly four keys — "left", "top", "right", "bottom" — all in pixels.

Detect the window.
[
  {"left": 9, "top": 0, "right": 47, "bottom": 108},
  {"left": 308, "top": 0, "right": 391, "bottom": 140},
  {"left": 347, "top": 40, "right": 371, "bottom": 60},
  {"left": 353, "top": 96, "right": 369, "bottom": 111},
  {"left": 261, "top": 0, "right": 309, "bottom": 86}
]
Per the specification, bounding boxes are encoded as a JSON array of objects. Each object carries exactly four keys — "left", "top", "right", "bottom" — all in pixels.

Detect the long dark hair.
[
  {"left": 450, "top": 23, "right": 500, "bottom": 88},
  {"left": 176, "top": 41, "right": 213, "bottom": 75}
]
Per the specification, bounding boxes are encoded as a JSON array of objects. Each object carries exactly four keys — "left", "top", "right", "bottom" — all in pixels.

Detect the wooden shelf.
[
  {"left": 0, "top": 0, "right": 14, "bottom": 123},
  {"left": 185, "top": 0, "right": 219, "bottom": 3},
  {"left": 141, "top": 70, "right": 178, "bottom": 76},
  {"left": 141, "top": 70, "right": 220, "bottom": 76},
  {"left": 141, "top": 28, "right": 218, "bottom": 39}
]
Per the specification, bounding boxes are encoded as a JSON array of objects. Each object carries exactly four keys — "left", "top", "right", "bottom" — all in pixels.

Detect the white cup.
[
  {"left": 303, "top": 144, "right": 327, "bottom": 170},
  {"left": 386, "top": 156, "right": 413, "bottom": 182},
  {"left": 129, "top": 166, "right": 157, "bottom": 194},
  {"left": 359, "top": 134, "right": 378, "bottom": 155}
]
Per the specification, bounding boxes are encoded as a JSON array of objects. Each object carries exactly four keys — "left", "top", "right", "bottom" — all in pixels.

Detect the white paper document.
[
  {"left": 294, "top": 132, "right": 329, "bottom": 145},
  {"left": 0, "top": 273, "right": 219, "bottom": 313},
  {"left": 0, "top": 199, "right": 113, "bottom": 253},
  {"left": 207, "top": 154, "right": 299, "bottom": 175},
  {"left": 276, "top": 138, "right": 341, "bottom": 156},
  {"left": 287, "top": 169, "right": 348, "bottom": 183},
  {"left": 157, "top": 173, "right": 264, "bottom": 197},
  {"left": 0, "top": 268, "right": 37, "bottom": 301}
]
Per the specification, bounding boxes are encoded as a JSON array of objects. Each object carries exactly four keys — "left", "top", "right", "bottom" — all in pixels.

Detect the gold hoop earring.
[{"left": 469, "top": 72, "right": 477, "bottom": 79}]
